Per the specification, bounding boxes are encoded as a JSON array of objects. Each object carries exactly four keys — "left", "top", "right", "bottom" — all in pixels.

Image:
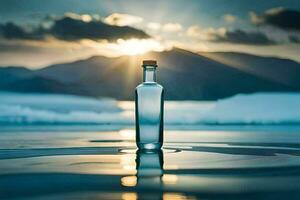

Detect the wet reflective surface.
[{"left": 1, "top": 127, "right": 300, "bottom": 199}]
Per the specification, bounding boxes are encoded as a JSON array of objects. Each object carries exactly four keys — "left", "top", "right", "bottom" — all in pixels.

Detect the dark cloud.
[
  {"left": 49, "top": 16, "right": 149, "bottom": 40},
  {"left": 212, "top": 29, "right": 275, "bottom": 45},
  {"left": 0, "top": 23, "right": 44, "bottom": 40},
  {"left": 0, "top": 14, "right": 149, "bottom": 41},
  {"left": 251, "top": 7, "right": 300, "bottom": 31}
]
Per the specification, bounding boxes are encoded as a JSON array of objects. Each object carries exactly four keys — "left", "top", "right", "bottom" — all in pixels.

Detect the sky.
[{"left": 0, "top": 0, "right": 300, "bottom": 68}]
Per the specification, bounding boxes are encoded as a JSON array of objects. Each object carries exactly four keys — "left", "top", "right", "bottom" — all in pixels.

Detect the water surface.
[{"left": 1, "top": 126, "right": 300, "bottom": 199}]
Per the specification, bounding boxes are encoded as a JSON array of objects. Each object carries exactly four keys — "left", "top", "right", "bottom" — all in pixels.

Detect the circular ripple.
[{"left": 118, "top": 148, "right": 181, "bottom": 154}]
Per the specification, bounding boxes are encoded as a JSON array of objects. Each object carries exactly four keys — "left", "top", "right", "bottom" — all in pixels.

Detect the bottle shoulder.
[{"left": 136, "top": 82, "right": 164, "bottom": 90}]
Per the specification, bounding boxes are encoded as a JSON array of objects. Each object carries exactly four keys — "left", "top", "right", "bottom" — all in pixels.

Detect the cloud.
[
  {"left": 0, "top": 13, "right": 149, "bottom": 41},
  {"left": 162, "top": 23, "right": 182, "bottom": 32},
  {"left": 104, "top": 13, "right": 143, "bottom": 26},
  {"left": 0, "top": 23, "right": 44, "bottom": 40},
  {"left": 211, "top": 29, "right": 275, "bottom": 45},
  {"left": 223, "top": 14, "right": 237, "bottom": 24},
  {"left": 186, "top": 25, "right": 275, "bottom": 45},
  {"left": 0, "top": 36, "right": 170, "bottom": 67},
  {"left": 186, "top": 25, "right": 202, "bottom": 37},
  {"left": 63, "top": 12, "right": 93, "bottom": 22},
  {"left": 146, "top": 22, "right": 183, "bottom": 33},
  {"left": 186, "top": 25, "right": 224, "bottom": 40},
  {"left": 250, "top": 7, "right": 300, "bottom": 31},
  {"left": 187, "top": 26, "right": 227, "bottom": 41},
  {"left": 49, "top": 14, "right": 148, "bottom": 41},
  {"left": 147, "top": 22, "right": 161, "bottom": 30},
  {"left": 0, "top": 38, "right": 98, "bottom": 67}
]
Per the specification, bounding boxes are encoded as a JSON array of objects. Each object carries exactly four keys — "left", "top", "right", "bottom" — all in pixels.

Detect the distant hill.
[
  {"left": 199, "top": 52, "right": 300, "bottom": 88},
  {"left": 0, "top": 48, "right": 300, "bottom": 100}
]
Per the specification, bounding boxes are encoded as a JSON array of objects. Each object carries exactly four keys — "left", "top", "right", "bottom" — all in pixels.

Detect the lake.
[{"left": 1, "top": 125, "right": 300, "bottom": 199}]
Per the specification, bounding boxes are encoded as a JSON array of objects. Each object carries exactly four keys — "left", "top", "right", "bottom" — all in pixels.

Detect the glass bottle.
[{"left": 135, "top": 60, "right": 164, "bottom": 150}]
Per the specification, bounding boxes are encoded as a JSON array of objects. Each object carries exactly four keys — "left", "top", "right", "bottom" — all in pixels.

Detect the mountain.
[
  {"left": 0, "top": 48, "right": 300, "bottom": 100},
  {"left": 199, "top": 52, "right": 300, "bottom": 88}
]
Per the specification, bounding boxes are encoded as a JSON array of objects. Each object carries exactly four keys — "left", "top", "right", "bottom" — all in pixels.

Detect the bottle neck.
[{"left": 143, "top": 66, "right": 157, "bottom": 83}]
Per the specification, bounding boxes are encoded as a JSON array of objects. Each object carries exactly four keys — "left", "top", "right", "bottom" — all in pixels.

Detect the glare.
[
  {"left": 122, "top": 192, "right": 138, "bottom": 200},
  {"left": 163, "top": 193, "right": 192, "bottom": 200},
  {"left": 79, "top": 38, "right": 170, "bottom": 58},
  {"left": 162, "top": 174, "right": 178, "bottom": 185},
  {"left": 112, "top": 39, "right": 165, "bottom": 55},
  {"left": 121, "top": 176, "right": 137, "bottom": 187},
  {"left": 119, "top": 129, "right": 135, "bottom": 140}
]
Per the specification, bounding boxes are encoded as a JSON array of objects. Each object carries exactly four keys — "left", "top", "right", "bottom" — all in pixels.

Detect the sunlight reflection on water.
[
  {"left": 1, "top": 129, "right": 300, "bottom": 199},
  {"left": 119, "top": 129, "right": 135, "bottom": 140}
]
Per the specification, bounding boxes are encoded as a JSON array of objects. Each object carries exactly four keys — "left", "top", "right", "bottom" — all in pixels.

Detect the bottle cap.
[{"left": 142, "top": 60, "right": 157, "bottom": 67}]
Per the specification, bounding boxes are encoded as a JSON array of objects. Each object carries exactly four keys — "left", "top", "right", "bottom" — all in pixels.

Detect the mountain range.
[{"left": 0, "top": 48, "right": 300, "bottom": 100}]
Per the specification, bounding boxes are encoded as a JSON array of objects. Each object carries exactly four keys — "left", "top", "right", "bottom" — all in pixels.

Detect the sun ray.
[{"left": 111, "top": 38, "right": 165, "bottom": 56}]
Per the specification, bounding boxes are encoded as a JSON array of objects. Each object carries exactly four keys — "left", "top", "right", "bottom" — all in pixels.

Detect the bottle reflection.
[
  {"left": 135, "top": 149, "right": 163, "bottom": 199},
  {"left": 121, "top": 150, "right": 185, "bottom": 200},
  {"left": 136, "top": 149, "right": 164, "bottom": 186}
]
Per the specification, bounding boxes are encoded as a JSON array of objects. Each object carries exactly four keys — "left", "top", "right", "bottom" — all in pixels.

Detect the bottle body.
[{"left": 135, "top": 63, "right": 164, "bottom": 150}]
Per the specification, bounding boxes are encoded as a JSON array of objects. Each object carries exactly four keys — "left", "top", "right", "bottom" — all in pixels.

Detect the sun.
[{"left": 112, "top": 38, "right": 165, "bottom": 55}]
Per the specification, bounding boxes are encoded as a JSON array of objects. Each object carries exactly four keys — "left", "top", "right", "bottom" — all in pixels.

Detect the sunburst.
[{"left": 111, "top": 38, "right": 165, "bottom": 55}]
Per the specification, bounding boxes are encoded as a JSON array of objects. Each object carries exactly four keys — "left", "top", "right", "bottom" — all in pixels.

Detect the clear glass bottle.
[{"left": 135, "top": 60, "right": 164, "bottom": 150}]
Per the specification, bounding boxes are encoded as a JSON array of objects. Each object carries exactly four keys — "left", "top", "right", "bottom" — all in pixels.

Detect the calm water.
[{"left": 1, "top": 126, "right": 300, "bottom": 199}]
